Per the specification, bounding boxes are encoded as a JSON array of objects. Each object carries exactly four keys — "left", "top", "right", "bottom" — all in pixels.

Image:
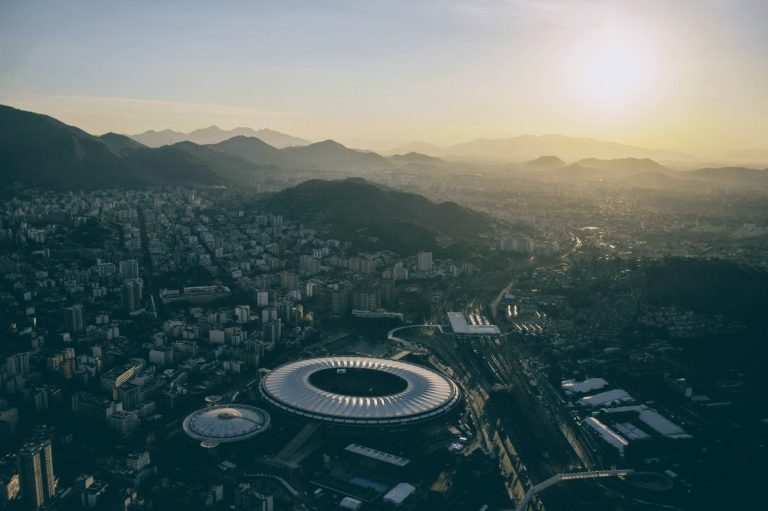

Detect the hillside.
[
  {"left": 521, "top": 155, "right": 566, "bottom": 171},
  {"left": 208, "top": 136, "right": 293, "bottom": 168},
  {"left": 390, "top": 152, "right": 446, "bottom": 166},
  {"left": 282, "top": 140, "right": 392, "bottom": 172},
  {"left": 99, "top": 132, "right": 146, "bottom": 155},
  {"left": 576, "top": 157, "right": 669, "bottom": 174},
  {"left": 644, "top": 258, "right": 768, "bottom": 328},
  {"left": 0, "top": 105, "right": 225, "bottom": 189},
  {"left": 259, "top": 178, "right": 491, "bottom": 254},
  {"left": 170, "top": 141, "right": 279, "bottom": 180},
  {"left": 682, "top": 167, "right": 768, "bottom": 188}
]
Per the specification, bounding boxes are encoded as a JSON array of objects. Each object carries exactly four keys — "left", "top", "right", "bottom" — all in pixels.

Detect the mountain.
[
  {"left": 170, "top": 141, "right": 279, "bottom": 180},
  {"left": 678, "top": 167, "right": 768, "bottom": 191},
  {"left": 576, "top": 157, "right": 669, "bottom": 174},
  {"left": 619, "top": 171, "right": 680, "bottom": 189},
  {"left": 390, "top": 152, "right": 446, "bottom": 166},
  {"left": 388, "top": 141, "right": 445, "bottom": 156},
  {"left": 207, "top": 136, "right": 293, "bottom": 168},
  {"left": 119, "top": 146, "right": 226, "bottom": 186},
  {"left": 259, "top": 178, "right": 490, "bottom": 254},
  {"left": 130, "top": 126, "right": 310, "bottom": 148},
  {"left": 282, "top": 140, "right": 392, "bottom": 172},
  {"left": 249, "top": 128, "right": 310, "bottom": 148},
  {"left": 99, "top": 132, "right": 146, "bottom": 156},
  {"left": 521, "top": 155, "right": 566, "bottom": 171},
  {"left": 0, "top": 104, "right": 225, "bottom": 189},
  {"left": 129, "top": 129, "right": 187, "bottom": 147},
  {"left": 539, "top": 164, "right": 610, "bottom": 182},
  {"left": 393, "top": 135, "right": 691, "bottom": 163},
  {"left": 0, "top": 104, "right": 133, "bottom": 188},
  {"left": 684, "top": 167, "right": 768, "bottom": 185}
]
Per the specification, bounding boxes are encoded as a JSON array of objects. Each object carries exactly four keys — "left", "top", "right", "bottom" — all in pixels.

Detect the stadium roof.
[
  {"left": 182, "top": 404, "right": 270, "bottom": 446},
  {"left": 260, "top": 356, "right": 460, "bottom": 426}
]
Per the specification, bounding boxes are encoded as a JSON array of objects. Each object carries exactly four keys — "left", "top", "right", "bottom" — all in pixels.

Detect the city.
[{"left": 1, "top": 1, "right": 767, "bottom": 511}]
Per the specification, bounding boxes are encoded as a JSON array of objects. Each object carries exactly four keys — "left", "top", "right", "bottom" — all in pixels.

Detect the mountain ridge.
[
  {"left": 130, "top": 125, "right": 310, "bottom": 148},
  {"left": 391, "top": 134, "right": 693, "bottom": 163},
  {"left": 259, "top": 178, "right": 490, "bottom": 254}
]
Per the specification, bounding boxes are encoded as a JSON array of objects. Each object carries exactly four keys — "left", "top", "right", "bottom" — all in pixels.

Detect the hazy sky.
[{"left": 1, "top": 0, "right": 766, "bottom": 153}]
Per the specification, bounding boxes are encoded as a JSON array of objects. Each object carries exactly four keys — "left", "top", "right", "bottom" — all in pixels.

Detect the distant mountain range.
[
  {"left": 2, "top": 104, "right": 767, "bottom": 192},
  {"left": 391, "top": 134, "right": 693, "bottom": 163},
  {"left": 129, "top": 125, "right": 310, "bottom": 148},
  {"left": 260, "top": 178, "right": 490, "bottom": 254},
  {"left": 0, "top": 104, "right": 230, "bottom": 189},
  {"left": 0, "top": 105, "right": 399, "bottom": 189}
]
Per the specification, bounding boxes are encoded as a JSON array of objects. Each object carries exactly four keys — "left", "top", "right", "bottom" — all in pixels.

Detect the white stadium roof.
[
  {"left": 259, "top": 356, "right": 461, "bottom": 426},
  {"left": 182, "top": 404, "right": 270, "bottom": 446}
]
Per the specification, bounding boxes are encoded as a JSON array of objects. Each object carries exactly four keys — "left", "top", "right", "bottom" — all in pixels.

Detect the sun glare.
[{"left": 567, "top": 28, "right": 659, "bottom": 114}]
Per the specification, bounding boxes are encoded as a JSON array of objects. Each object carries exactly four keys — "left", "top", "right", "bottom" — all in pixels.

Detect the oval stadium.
[
  {"left": 182, "top": 404, "right": 271, "bottom": 447},
  {"left": 259, "top": 356, "right": 461, "bottom": 427}
]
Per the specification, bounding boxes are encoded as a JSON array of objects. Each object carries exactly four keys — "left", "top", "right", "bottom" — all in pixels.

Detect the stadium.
[
  {"left": 182, "top": 403, "right": 271, "bottom": 448},
  {"left": 259, "top": 356, "right": 461, "bottom": 428}
]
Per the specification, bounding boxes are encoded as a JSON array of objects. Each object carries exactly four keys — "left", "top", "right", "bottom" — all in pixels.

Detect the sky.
[{"left": 1, "top": 0, "right": 766, "bottom": 154}]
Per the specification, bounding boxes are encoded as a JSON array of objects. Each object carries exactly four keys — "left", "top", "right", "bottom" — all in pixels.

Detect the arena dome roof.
[
  {"left": 182, "top": 404, "right": 271, "bottom": 446},
  {"left": 259, "top": 356, "right": 461, "bottom": 426}
]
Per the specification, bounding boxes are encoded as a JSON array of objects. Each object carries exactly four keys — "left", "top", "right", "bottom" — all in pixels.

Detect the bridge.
[
  {"left": 514, "top": 469, "right": 634, "bottom": 511},
  {"left": 387, "top": 324, "right": 445, "bottom": 348},
  {"left": 245, "top": 472, "right": 300, "bottom": 498}
]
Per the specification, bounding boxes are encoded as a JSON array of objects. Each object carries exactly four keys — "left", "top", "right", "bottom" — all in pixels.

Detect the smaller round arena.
[{"left": 182, "top": 404, "right": 271, "bottom": 447}]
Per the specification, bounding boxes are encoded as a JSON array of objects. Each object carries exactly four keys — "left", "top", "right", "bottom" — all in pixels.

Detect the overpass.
[
  {"left": 514, "top": 469, "right": 634, "bottom": 511},
  {"left": 245, "top": 473, "right": 300, "bottom": 498},
  {"left": 387, "top": 324, "right": 446, "bottom": 348}
]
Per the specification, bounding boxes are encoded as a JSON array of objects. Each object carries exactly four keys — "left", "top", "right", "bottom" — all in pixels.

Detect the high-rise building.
[
  {"left": 330, "top": 288, "right": 349, "bottom": 317},
  {"left": 64, "top": 304, "right": 84, "bottom": 333},
  {"left": 393, "top": 266, "right": 409, "bottom": 281},
  {"left": 118, "top": 259, "right": 140, "bottom": 280},
  {"left": 5, "top": 353, "right": 30, "bottom": 376},
  {"left": 121, "top": 279, "right": 143, "bottom": 313},
  {"left": 289, "top": 304, "right": 304, "bottom": 324},
  {"left": 380, "top": 279, "right": 396, "bottom": 306},
  {"left": 256, "top": 291, "right": 269, "bottom": 307},
  {"left": 299, "top": 255, "right": 321, "bottom": 276},
  {"left": 352, "top": 289, "right": 381, "bottom": 312},
  {"left": 417, "top": 251, "right": 433, "bottom": 272},
  {"left": 280, "top": 271, "right": 299, "bottom": 290},
  {"left": 349, "top": 257, "right": 375, "bottom": 274},
  {"left": 261, "top": 308, "right": 278, "bottom": 324},
  {"left": 0, "top": 455, "right": 20, "bottom": 503},
  {"left": 17, "top": 438, "right": 55, "bottom": 510},
  {"left": 262, "top": 319, "right": 282, "bottom": 344},
  {"left": 100, "top": 360, "right": 144, "bottom": 393},
  {"left": 235, "top": 305, "right": 250, "bottom": 324},
  {"left": 107, "top": 410, "right": 140, "bottom": 438}
]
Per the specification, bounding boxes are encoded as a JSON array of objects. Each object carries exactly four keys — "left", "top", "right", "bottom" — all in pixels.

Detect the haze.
[{"left": 1, "top": 0, "right": 766, "bottom": 155}]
